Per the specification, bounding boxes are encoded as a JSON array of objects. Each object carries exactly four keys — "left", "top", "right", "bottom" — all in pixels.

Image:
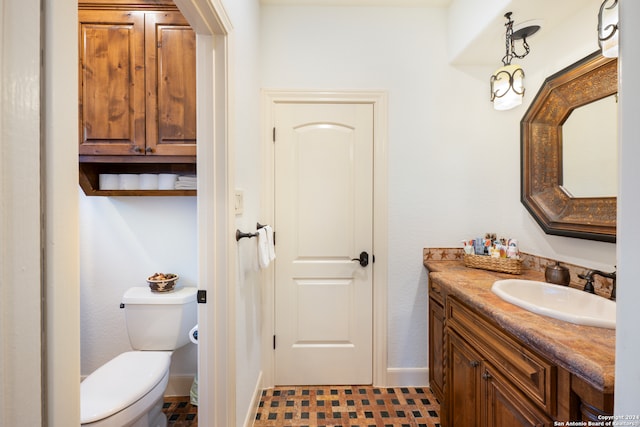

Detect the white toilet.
[{"left": 81, "top": 286, "right": 197, "bottom": 427}]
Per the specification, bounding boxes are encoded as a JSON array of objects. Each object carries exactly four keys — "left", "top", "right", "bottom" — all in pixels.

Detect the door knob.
[{"left": 352, "top": 251, "right": 369, "bottom": 267}]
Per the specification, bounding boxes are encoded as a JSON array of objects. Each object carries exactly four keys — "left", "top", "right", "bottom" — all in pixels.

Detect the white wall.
[
  {"left": 616, "top": 0, "right": 640, "bottom": 414},
  {"left": 78, "top": 0, "right": 265, "bottom": 421},
  {"left": 73, "top": 0, "right": 630, "bottom": 422},
  {"left": 222, "top": 0, "right": 265, "bottom": 423},
  {"left": 261, "top": 1, "right": 448, "bottom": 375},
  {"left": 2, "top": 0, "right": 636, "bottom": 424},
  {"left": 79, "top": 194, "right": 198, "bottom": 381},
  {"left": 260, "top": 2, "right": 616, "bottom": 378}
]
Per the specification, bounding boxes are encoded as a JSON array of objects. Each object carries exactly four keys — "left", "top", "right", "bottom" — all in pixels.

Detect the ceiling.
[
  {"left": 451, "top": 0, "right": 597, "bottom": 65},
  {"left": 260, "top": 0, "right": 451, "bottom": 6},
  {"left": 257, "top": 0, "right": 598, "bottom": 65}
]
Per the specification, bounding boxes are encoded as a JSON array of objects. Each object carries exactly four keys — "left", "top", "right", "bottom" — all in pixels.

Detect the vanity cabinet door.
[
  {"left": 447, "top": 296, "right": 555, "bottom": 413},
  {"left": 429, "top": 295, "right": 445, "bottom": 402},
  {"left": 483, "top": 364, "right": 554, "bottom": 427},
  {"left": 428, "top": 279, "right": 445, "bottom": 401},
  {"left": 447, "top": 331, "right": 482, "bottom": 427}
]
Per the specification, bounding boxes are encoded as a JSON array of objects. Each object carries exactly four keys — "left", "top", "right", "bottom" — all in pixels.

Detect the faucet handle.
[
  {"left": 577, "top": 272, "right": 590, "bottom": 280},
  {"left": 578, "top": 271, "right": 596, "bottom": 294}
]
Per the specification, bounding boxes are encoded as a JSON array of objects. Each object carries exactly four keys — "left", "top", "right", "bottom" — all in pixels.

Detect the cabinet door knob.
[
  {"left": 132, "top": 145, "right": 142, "bottom": 153},
  {"left": 469, "top": 360, "right": 479, "bottom": 368},
  {"left": 482, "top": 371, "right": 492, "bottom": 380},
  {"left": 146, "top": 146, "right": 153, "bottom": 153}
]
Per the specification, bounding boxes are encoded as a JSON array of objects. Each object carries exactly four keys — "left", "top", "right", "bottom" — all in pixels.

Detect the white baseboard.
[
  {"left": 165, "top": 374, "right": 196, "bottom": 397},
  {"left": 243, "top": 371, "right": 264, "bottom": 427},
  {"left": 385, "top": 367, "right": 429, "bottom": 387}
]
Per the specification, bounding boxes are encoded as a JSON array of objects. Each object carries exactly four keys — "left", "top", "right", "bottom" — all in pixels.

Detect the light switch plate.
[{"left": 234, "top": 190, "right": 244, "bottom": 215}]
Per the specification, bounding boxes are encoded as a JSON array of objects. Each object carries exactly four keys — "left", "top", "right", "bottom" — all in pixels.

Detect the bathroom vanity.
[{"left": 425, "top": 258, "right": 614, "bottom": 426}]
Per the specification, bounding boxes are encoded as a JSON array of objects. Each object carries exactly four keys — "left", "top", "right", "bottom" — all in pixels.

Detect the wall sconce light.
[
  {"left": 598, "top": 0, "right": 618, "bottom": 58},
  {"left": 490, "top": 12, "right": 540, "bottom": 111}
]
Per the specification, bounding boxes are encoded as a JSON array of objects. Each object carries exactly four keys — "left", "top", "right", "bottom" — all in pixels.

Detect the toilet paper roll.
[
  {"left": 158, "top": 174, "right": 178, "bottom": 190},
  {"left": 139, "top": 174, "right": 159, "bottom": 190},
  {"left": 99, "top": 174, "right": 119, "bottom": 190},
  {"left": 189, "top": 325, "right": 198, "bottom": 344},
  {"left": 119, "top": 174, "right": 140, "bottom": 190}
]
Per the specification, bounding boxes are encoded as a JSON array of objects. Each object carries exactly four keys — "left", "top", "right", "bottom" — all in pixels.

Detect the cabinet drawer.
[{"left": 447, "top": 297, "right": 556, "bottom": 414}]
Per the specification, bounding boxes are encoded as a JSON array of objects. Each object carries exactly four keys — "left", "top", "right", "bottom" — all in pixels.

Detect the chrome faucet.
[{"left": 578, "top": 269, "right": 616, "bottom": 300}]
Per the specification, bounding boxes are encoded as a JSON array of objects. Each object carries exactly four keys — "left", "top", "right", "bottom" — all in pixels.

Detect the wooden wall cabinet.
[{"left": 78, "top": 0, "right": 196, "bottom": 195}]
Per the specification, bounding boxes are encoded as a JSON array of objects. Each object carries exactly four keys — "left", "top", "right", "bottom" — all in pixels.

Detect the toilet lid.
[{"left": 81, "top": 351, "right": 171, "bottom": 424}]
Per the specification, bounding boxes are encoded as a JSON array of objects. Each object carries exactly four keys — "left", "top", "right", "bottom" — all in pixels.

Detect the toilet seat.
[{"left": 81, "top": 351, "right": 171, "bottom": 425}]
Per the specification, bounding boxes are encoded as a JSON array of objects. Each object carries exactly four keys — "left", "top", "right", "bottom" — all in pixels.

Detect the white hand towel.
[
  {"left": 265, "top": 225, "right": 276, "bottom": 262},
  {"left": 257, "top": 228, "right": 271, "bottom": 269}
]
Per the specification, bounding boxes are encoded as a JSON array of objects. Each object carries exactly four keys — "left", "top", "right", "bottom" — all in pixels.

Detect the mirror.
[
  {"left": 521, "top": 52, "right": 617, "bottom": 242},
  {"left": 562, "top": 94, "right": 618, "bottom": 198}
]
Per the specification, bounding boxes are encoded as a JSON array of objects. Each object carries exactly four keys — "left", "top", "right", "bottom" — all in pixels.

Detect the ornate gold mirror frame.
[{"left": 521, "top": 52, "right": 617, "bottom": 243}]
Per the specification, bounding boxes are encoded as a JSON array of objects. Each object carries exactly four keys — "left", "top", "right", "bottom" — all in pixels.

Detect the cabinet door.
[
  {"left": 447, "top": 331, "right": 482, "bottom": 427},
  {"left": 79, "top": 10, "right": 146, "bottom": 155},
  {"left": 145, "top": 12, "right": 196, "bottom": 156},
  {"left": 429, "top": 296, "right": 445, "bottom": 402},
  {"left": 483, "top": 364, "right": 553, "bottom": 427}
]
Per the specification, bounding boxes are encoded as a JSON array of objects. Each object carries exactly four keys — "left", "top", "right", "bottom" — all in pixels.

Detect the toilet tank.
[{"left": 122, "top": 287, "right": 197, "bottom": 351}]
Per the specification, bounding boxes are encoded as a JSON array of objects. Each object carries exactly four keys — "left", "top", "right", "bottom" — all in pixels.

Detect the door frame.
[
  {"left": 39, "top": 0, "right": 234, "bottom": 423},
  {"left": 174, "top": 0, "right": 235, "bottom": 425},
  {"left": 260, "top": 90, "right": 389, "bottom": 387}
]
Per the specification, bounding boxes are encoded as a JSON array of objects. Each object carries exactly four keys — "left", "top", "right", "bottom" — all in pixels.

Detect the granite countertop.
[{"left": 424, "top": 259, "right": 615, "bottom": 393}]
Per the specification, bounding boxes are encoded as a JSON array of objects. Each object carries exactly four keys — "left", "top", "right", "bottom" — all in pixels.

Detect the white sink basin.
[{"left": 491, "top": 279, "right": 616, "bottom": 329}]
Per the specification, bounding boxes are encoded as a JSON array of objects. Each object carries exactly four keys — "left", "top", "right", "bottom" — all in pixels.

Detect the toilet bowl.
[
  {"left": 81, "top": 287, "right": 197, "bottom": 426},
  {"left": 81, "top": 352, "right": 170, "bottom": 427}
]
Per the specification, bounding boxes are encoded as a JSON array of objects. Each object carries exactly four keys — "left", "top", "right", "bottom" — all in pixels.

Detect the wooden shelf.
[{"left": 79, "top": 157, "right": 196, "bottom": 196}]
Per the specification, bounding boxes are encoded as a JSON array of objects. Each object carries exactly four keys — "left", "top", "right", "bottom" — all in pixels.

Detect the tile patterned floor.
[
  {"left": 162, "top": 386, "right": 441, "bottom": 427},
  {"left": 254, "top": 386, "right": 441, "bottom": 427},
  {"left": 163, "top": 396, "right": 198, "bottom": 426}
]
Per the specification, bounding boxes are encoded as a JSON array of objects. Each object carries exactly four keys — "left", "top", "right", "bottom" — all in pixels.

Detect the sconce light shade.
[
  {"left": 598, "top": 0, "right": 618, "bottom": 58},
  {"left": 490, "top": 13, "right": 537, "bottom": 111},
  {"left": 490, "top": 64, "right": 525, "bottom": 111}
]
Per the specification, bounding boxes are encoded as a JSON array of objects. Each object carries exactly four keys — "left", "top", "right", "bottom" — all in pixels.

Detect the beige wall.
[
  {"left": 44, "top": 0, "right": 82, "bottom": 424},
  {"left": 0, "top": 0, "right": 45, "bottom": 424}
]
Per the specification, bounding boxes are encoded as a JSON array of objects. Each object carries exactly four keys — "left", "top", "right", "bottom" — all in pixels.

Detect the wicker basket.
[
  {"left": 147, "top": 274, "right": 179, "bottom": 292},
  {"left": 464, "top": 254, "right": 523, "bottom": 275}
]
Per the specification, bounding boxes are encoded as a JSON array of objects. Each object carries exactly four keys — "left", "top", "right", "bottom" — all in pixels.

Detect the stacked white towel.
[
  {"left": 175, "top": 175, "right": 197, "bottom": 190},
  {"left": 257, "top": 225, "right": 276, "bottom": 269}
]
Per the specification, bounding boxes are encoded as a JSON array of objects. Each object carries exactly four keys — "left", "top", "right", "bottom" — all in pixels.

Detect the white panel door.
[{"left": 274, "top": 102, "right": 374, "bottom": 385}]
